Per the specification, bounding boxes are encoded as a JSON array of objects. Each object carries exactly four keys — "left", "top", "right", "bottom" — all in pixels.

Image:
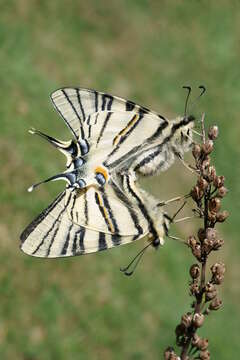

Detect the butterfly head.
[{"left": 171, "top": 115, "right": 195, "bottom": 155}]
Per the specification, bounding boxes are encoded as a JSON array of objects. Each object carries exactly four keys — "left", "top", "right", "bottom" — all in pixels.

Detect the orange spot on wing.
[{"left": 95, "top": 166, "right": 109, "bottom": 181}]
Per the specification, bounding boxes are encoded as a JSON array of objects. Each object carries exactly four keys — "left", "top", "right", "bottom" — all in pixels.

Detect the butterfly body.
[{"left": 20, "top": 88, "right": 194, "bottom": 258}]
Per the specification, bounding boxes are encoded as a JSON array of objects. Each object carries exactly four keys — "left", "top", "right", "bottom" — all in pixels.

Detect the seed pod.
[
  {"left": 192, "top": 313, "right": 205, "bottom": 327},
  {"left": 211, "top": 262, "right": 226, "bottom": 276},
  {"left": 202, "top": 238, "right": 214, "bottom": 253},
  {"left": 208, "top": 212, "right": 216, "bottom": 224},
  {"left": 209, "top": 197, "right": 221, "bottom": 213},
  {"left": 202, "top": 140, "right": 214, "bottom": 155},
  {"left": 212, "top": 274, "right": 224, "bottom": 285},
  {"left": 189, "top": 264, "right": 200, "bottom": 279},
  {"left": 188, "top": 235, "right": 197, "bottom": 248},
  {"left": 218, "top": 186, "right": 228, "bottom": 198},
  {"left": 212, "top": 238, "right": 224, "bottom": 250},
  {"left": 213, "top": 175, "right": 225, "bottom": 188},
  {"left": 199, "top": 350, "right": 210, "bottom": 360},
  {"left": 198, "top": 338, "right": 209, "bottom": 351},
  {"left": 192, "top": 144, "right": 201, "bottom": 159},
  {"left": 206, "top": 228, "right": 218, "bottom": 241},
  {"left": 216, "top": 210, "right": 229, "bottom": 222},
  {"left": 192, "top": 333, "right": 201, "bottom": 347},
  {"left": 192, "top": 244, "right": 201, "bottom": 260},
  {"left": 205, "top": 282, "right": 217, "bottom": 301},
  {"left": 208, "top": 166, "right": 217, "bottom": 181},
  {"left": 208, "top": 125, "right": 219, "bottom": 140},
  {"left": 164, "top": 347, "right": 178, "bottom": 360},
  {"left": 191, "top": 186, "right": 203, "bottom": 201},
  {"left": 209, "top": 297, "right": 222, "bottom": 310},
  {"left": 190, "top": 282, "right": 200, "bottom": 296},
  {"left": 175, "top": 323, "right": 185, "bottom": 337},
  {"left": 197, "top": 177, "right": 209, "bottom": 191},
  {"left": 181, "top": 312, "right": 192, "bottom": 328}
]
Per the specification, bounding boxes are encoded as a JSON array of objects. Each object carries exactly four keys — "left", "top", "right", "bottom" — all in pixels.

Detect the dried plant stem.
[{"left": 164, "top": 116, "right": 228, "bottom": 360}]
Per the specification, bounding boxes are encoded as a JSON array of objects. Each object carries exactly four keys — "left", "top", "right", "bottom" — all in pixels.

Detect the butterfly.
[{"left": 20, "top": 87, "right": 198, "bottom": 260}]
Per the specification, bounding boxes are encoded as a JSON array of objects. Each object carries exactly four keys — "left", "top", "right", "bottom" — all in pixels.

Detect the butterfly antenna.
[
  {"left": 182, "top": 86, "right": 192, "bottom": 117},
  {"left": 120, "top": 242, "right": 152, "bottom": 276},
  {"left": 189, "top": 85, "right": 206, "bottom": 113}
]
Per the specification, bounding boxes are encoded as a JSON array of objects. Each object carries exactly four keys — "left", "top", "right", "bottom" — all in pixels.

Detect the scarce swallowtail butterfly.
[{"left": 20, "top": 87, "right": 197, "bottom": 259}]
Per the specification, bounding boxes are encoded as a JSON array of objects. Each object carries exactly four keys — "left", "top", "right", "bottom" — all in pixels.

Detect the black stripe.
[
  {"left": 106, "top": 113, "right": 144, "bottom": 161},
  {"left": 126, "top": 100, "right": 135, "bottom": 111},
  {"left": 62, "top": 89, "right": 83, "bottom": 128},
  {"left": 79, "top": 228, "right": 85, "bottom": 253},
  {"left": 99, "top": 232, "right": 107, "bottom": 251},
  {"left": 101, "top": 188, "right": 120, "bottom": 234},
  {"left": 111, "top": 234, "right": 121, "bottom": 246},
  {"left": 61, "top": 224, "right": 73, "bottom": 255},
  {"left": 110, "top": 180, "right": 143, "bottom": 239},
  {"left": 94, "top": 192, "right": 113, "bottom": 233},
  {"left": 20, "top": 191, "right": 66, "bottom": 243},
  {"left": 125, "top": 175, "right": 158, "bottom": 239},
  {"left": 96, "top": 112, "right": 112, "bottom": 145},
  {"left": 33, "top": 192, "right": 72, "bottom": 256},
  {"left": 134, "top": 149, "right": 167, "bottom": 173},
  {"left": 94, "top": 90, "right": 98, "bottom": 113},
  {"left": 76, "top": 89, "right": 86, "bottom": 121},
  {"left": 102, "top": 94, "right": 114, "bottom": 111},
  {"left": 70, "top": 194, "right": 76, "bottom": 219},
  {"left": 88, "top": 125, "right": 92, "bottom": 138}
]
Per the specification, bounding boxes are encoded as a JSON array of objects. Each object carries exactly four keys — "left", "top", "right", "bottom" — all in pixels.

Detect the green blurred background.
[{"left": 0, "top": 1, "right": 239, "bottom": 359}]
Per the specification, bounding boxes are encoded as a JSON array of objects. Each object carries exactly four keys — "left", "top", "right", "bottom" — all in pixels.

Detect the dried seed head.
[
  {"left": 208, "top": 212, "right": 216, "bottom": 224},
  {"left": 190, "top": 282, "right": 200, "bottom": 296},
  {"left": 198, "top": 228, "right": 206, "bottom": 242},
  {"left": 188, "top": 235, "right": 197, "bottom": 248},
  {"left": 208, "top": 125, "right": 219, "bottom": 140},
  {"left": 192, "top": 313, "right": 205, "bottom": 328},
  {"left": 213, "top": 175, "right": 225, "bottom": 188},
  {"left": 192, "top": 333, "right": 201, "bottom": 347},
  {"left": 192, "top": 144, "right": 201, "bottom": 159},
  {"left": 216, "top": 210, "right": 229, "bottom": 223},
  {"left": 191, "top": 186, "right": 203, "bottom": 201},
  {"left": 201, "top": 157, "right": 211, "bottom": 172},
  {"left": 190, "top": 264, "right": 200, "bottom": 279},
  {"left": 212, "top": 238, "right": 224, "bottom": 250},
  {"left": 217, "top": 186, "right": 228, "bottom": 198},
  {"left": 206, "top": 228, "right": 218, "bottom": 241},
  {"left": 208, "top": 165, "right": 217, "bottom": 181},
  {"left": 209, "top": 197, "right": 221, "bottom": 213},
  {"left": 211, "top": 262, "right": 225, "bottom": 276},
  {"left": 198, "top": 338, "right": 209, "bottom": 351},
  {"left": 212, "top": 274, "right": 224, "bottom": 285},
  {"left": 199, "top": 350, "right": 210, "bottom": 360},
  {"left": 202, "top": 140, "right": 214, "bottom": 155},
  {"left": 205, "top": 282, "right": 217, "bottom": 301},
  {"left": 175, "top": 323, "right": 186, "bottom": 337},
  {"left": 202, "top": 238, "right": 214, "bottom": 254},
  {"left": 192, "top": 243, "right": 202, "bottom": 260},
  {"left": 164, "top": 347, "right": 178, "bottom": 360},
  {"left": 181, "top": 313, "right": 193, "bottom": 328},
  {"left": 209, "top": 297, "right": 222, "bottom": 311},
  {"left": 197, "top": 177, "right": 209, "bottom": 191}
]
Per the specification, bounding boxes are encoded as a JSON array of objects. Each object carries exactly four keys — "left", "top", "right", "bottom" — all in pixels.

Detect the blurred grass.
[{"left": 0, "top": 0, "right": 240, "bottom": 359}]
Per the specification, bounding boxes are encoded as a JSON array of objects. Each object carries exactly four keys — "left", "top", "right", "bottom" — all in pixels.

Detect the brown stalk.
[{"left": 164, "top": 115, "right": 228, "bottom": 360}]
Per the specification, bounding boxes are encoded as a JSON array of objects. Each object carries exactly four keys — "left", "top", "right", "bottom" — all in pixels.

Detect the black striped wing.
[{"left": 20, "top": 184, "right": 151, "bottom": 258}]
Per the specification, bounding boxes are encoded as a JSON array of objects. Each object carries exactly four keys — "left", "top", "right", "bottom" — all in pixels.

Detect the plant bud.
[
  {"left": 189, "top": 264, "right": 200, "bottom": 279},
  {"left": 211, "top": 262, "right": 225, "bottom": 276},
  {"left": 208, "top": 125, "right": 219, "bottom": 140},
  {"left": 192, "top": 333, "right": 201, "bottom": 347},
  {"left": 212, "top": 274, "right": 224, "bottom": 285},
  {"left": 197, "top": 177, "right": 209, "bottom": 191},
  {"left": 209, "top": 297, "right": 222, "bottom": 310},
  {"left": 216, "top": 210, "right": 229, "bottom": 222},
  {"left": 208, "top": 212, "right": 216, "bottom": 224},
  {"left": 164, "top": 347, "right": 178, "bottom": 360},
  {"left": 201, "top": 157, "right": 210, "bottom": 172},
  {"left": 217, "top": 186, "right": 228, "bottom": 198},
  {"left": 206, "top": 228, "right": 218, "bottom": 241},
  {"left": 198, "top": 228, "right": 205, "bottom": 241},
  {"left": 213, "top": 175, "right": 225, "bottom": 188},
  {"left": 209, "top": 197, "right": 221, "bottom": 213},
  {"left": 198, "top": 338, "right": 209, "bottom": 351},
  {"left": 192, "top": 244, "right": 201, "bottom": 260},
  {"left": 199, "top": 350, "right": 210, "bottom": 360},
  {"left": 188, "top": 235, "right": 197, "bottom": 248},
  {"left": 181, "top": 313, "right": 192, "bottom": 328},
  {"left": 192, "top": 313, "right": 205, "bottom": 327},
  {"left": 205, "top": 282, "right": 217, "bottom": 301},
  {"left": 192, "top": 144, "right": 201, "bottom": 159},
  {"left": 208, "top": 165, "right": 216, "bottom": 181},
  {"left": 202, "top": 140, "right": 214, "bottom": 155},
  {"left": 191, "top": 186, "right": 203, "bottom": 201},
  {"left": 212, "top": 238, "right": 224, "bottom": 250},
  {"left": 202, "top": 238, "right": 214, "bottom": 254},
  {"left": 190, "top": 282, "right": 200, "bottom": 296}
]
